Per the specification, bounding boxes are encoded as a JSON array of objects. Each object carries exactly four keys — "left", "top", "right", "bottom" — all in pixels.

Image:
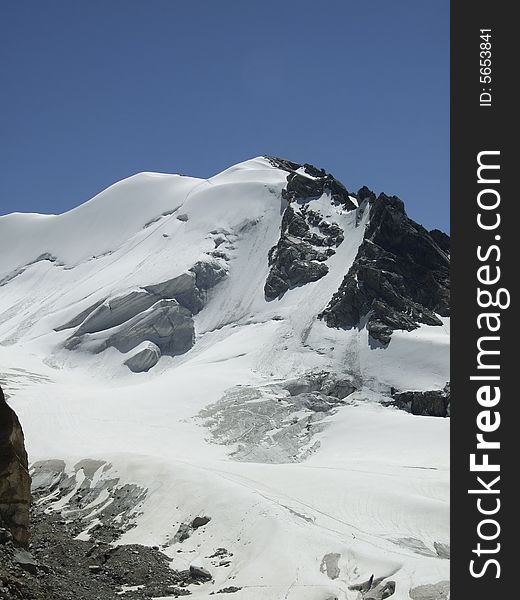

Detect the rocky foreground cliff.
[{"left": 0, "top": 385, "right": 30, "bottom": 547}]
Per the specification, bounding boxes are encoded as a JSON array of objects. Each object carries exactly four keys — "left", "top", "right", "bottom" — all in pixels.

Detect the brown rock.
[{"left": 0, "top": 385, "right": 31, "bottom": 546}]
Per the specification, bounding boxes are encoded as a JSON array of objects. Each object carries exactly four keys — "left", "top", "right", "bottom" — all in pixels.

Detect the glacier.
[{"left": 0, "top": 157, "right": 449, "bottom": 599}]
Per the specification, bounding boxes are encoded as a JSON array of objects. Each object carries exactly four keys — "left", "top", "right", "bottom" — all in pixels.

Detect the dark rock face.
[
  {"left": 264, "top": 156, "right": 355, "bottom": 302},
  {"left": 0, "top": 508, "right": 201, "bottom": 599},
  {"left": 191, "top": 515, "right": 211, "bottom": 529},
  {"left": 391, "top": 383, "right": 450, "bottom": 417},
  {"left": 265, "top": 156, "right": 357, "bottom": 209},
  {"left": 0, "top": 459, "right": 229, "bottom": 598},
  {"left": 0, "top": 385, "right": 31, "bottom": 546},
  {"left": 320, "top": 191, "right": 450, "bottom": 344},
  {"left": 263, "top": 161, "right": 351, "bottom": 299},
  {"left": 429, "top": 229, "right": 450, "bottom": 254},
  {"left": 349, "top": 575, "right": 396, "bottom": 599},
  {"left": 265, "top": 205, "right": 336, "bottom": 300}
]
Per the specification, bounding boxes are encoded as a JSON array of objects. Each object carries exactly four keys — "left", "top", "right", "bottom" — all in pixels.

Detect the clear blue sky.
[{"left": 1, "top": 0, "right": 449, "bottom": 231}]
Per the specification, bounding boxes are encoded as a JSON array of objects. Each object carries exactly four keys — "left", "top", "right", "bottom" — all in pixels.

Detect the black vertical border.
[{"left": 451, "top": 1, "right": 513, "bottom": 597}]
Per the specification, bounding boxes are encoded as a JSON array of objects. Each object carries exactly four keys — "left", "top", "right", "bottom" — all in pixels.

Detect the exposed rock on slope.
[
  {"left": 265, "top": 156, "right": 357, "bottom": 209},
  {"left": 391, "top": 383, "right": 450, "bottom": 417},
  {"left": 264, "top": 158, "right": 354, "bottom": 300},
  {"left": 0, "top": 385, "right": 31, "bottom": 546},
  {"left": 321, "top": 190, "right": 450, "bottom": 344}
]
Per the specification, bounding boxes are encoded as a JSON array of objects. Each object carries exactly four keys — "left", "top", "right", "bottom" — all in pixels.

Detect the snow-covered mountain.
[{"left": 0, "top": 157, "right": 450, "bottom": 600}]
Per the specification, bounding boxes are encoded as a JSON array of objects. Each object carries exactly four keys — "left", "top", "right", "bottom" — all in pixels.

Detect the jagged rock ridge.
[
  {"left": 263, "top": 157, "right": 356, "bottom": 300},
  {"left": 391, "top": 383, "right": 450, "bottom": 418},
  {"left": 320, "top": 188, "right": 450, "bottom": 344},
  {"left": 265, "top": 156, "right": 357, "bottom": 209}
]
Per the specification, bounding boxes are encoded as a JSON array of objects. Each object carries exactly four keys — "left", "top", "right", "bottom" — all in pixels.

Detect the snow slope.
[{"left": 0, "top": 157, "right": 449, "bottom": 599}]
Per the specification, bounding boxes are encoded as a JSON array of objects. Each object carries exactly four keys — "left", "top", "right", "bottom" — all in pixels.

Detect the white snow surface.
[{"left": 0, "top": 157, "right": 449, "bottom": 599}]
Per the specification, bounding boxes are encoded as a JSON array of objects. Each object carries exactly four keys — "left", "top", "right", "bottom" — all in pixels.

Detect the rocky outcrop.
[
  {"left": 0, "top": 385, "right": 31, "bottom": 546},
  {"left": 391, "top": 383, "right": 450, "bottom": 417},
  {"left": 264, "top": 198, "right": 345, "bottom": 300},
  {"left": 263, "top": 157, "right": 357, "bottom": 299},
  {"left": 349, "top": 575, "right": 396, "bottom": 599},
  {"left": 265, "top": 156, "right": 357, "bottom": 209},
  {"left": 320, "top": 190, "right": 450, "bottom": 344},
  {"left": 265, "top": 237, "right": 330, "bottom": 299},
  {"left": 0, "top": 504, "right": 214, "bottom": 600}
]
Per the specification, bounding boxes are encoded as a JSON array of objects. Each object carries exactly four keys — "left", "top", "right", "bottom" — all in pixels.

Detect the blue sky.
[{"left": 1, "top": 0, "right": 449, "bottom": 231}]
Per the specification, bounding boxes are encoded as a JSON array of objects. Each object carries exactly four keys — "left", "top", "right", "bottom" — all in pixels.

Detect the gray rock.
[
  {"left": 13, "top": 549, "right": 39, "bottom": 574},
  {"left": 88, "top": 564, "right": 103, "bottom": 574},
  {"left": 392, "top": 384, "right": 450, "bottom": 418},
  {"left": 191, "top": 515, "right": 211, "bottom": 529},
  {"left": 287, "top": 259, "right": 329, "bottom": 285},
  {"left": 264, "top": 156, "right": 357, "bottom": 208},
  {"left": 264, "top": 196, "right": 344, "bottom": 300},
  {"left": 190, "top": 259, "right": 227, "bottom": 291},
  {"left": 0, "top": 526, "right": 12, "bottom": 544},
  {"left": 264, "top": 267, "right": 290, "bottom": 299},
  {"left": 30, "top": 459, "right": 66, "bottom": 492},
  {"left": 265, "top": 235, "right": 329, "bottom": 300},
  {"left": 123, "top": 341, "right": 161, "bottom": 373},
  {"left": 173, "top": 522, "right": 191, "bottom": 543}
]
